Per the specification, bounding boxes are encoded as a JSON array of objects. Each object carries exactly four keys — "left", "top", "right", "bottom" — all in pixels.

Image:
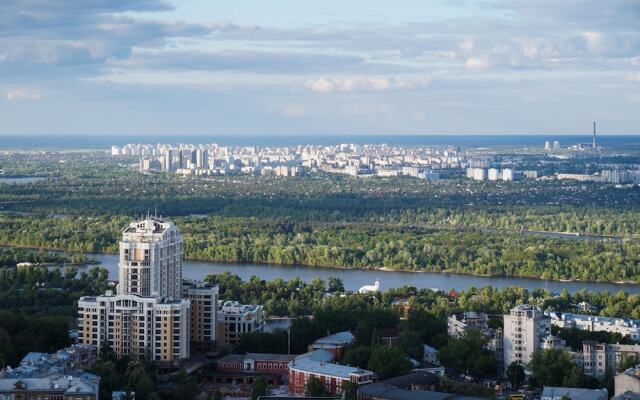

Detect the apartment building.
[
  {"left": 503, "top": 304, "right": 551, "bottom": 369},
  {"left": 77, "top": 217, "right": 205, "bottom": 368},
  {"left": 78, "top": 291, "right": 190, "bottom": 367},
  {"left": 119, "top": 217, "right": 183, "bottom": 300},
  {"left": 183, "top": 281, "right": 219, "bottom": 353},
  {"left": 583, "top": 341, "right": 640, "bottom": 378},
  {"left": 616, "top": 367, "right": 640, "bottom": 396},
  {"left": 217, "top": 301, "right": 264, "bottom": 347}
]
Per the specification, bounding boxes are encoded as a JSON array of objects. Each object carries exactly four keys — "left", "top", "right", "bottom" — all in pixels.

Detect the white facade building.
[
  {"left": 549, "top": 312, "right": 640, "bottom": 340},
  {"left": 503, "top": 304, "right": 551, "bottom": 369}
]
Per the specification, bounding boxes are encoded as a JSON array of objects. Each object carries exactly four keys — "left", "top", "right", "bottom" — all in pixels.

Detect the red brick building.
[
  {"left": 288, "top": 350, "right": 375, "bottom": 396},
  {"left": 216, "top": 353, "right": 295, "bottom": 375}
]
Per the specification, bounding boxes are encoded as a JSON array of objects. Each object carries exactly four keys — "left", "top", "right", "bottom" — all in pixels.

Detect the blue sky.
[{"left": 0, "top": 0, "right": 638, "bottom": 136}]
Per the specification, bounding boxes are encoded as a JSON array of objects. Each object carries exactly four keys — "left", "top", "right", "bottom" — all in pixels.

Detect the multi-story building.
[
  {"left": 503, "top": 304, "right": 551, "bottom": 369},
  {"left": 583, "top": 341, "right": 640, "bottom": 378},
  {"left": 78, "top": 291, "right": 190, "bottom": 367},
  {"left": 288, "top": 350, "right": 375, "bottom": 396},
  {"left": 183, "top": 280, "right": 219, "bottom": 353},
  {"left": 447, "top": 312, "right": 489, "bottom": 338},
  {"left": 119, "top": 217, "right": 182, "bottom": 300},
  {"left": 78, "top": 217, "right": 204, "bottom": 368},
  {"left": 217, "top": 301, "right": 264, "bottom": 347},
  {"left": 549, "top": 312, "right": 640, "bottom": 340}
]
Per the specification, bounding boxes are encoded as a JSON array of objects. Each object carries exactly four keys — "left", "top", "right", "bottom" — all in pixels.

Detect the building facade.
[
  {"left": 119, "top": 217, "right": 182, "bottom": 300},
  {"left": 217, "top": 301, "right": 264, "bottom": 347},
  {"left": 583, "top": 341, "right": 640, "bottom": 378},
  {"left": 503, "top": 304, "right": 551, "bottom": 369},
  {"left": 183, "top": 281, "right": 219, "bottom": 353},
  {"left": 447, "top": 312, "right": 489, "bottom": 338},
  {"left": 288, "top": 350, "right": 375, "bottom": 396},
  {"left": 549, "top": 312, "right": 640, "bottom": 340}
]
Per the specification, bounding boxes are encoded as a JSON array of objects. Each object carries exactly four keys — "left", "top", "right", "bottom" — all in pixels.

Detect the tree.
[
  {"left": 367, "top": 346, "right": 411, "bottom": 379},
  {"left": 343, "top": 345, "right": 371, "bottom": 369},
  {"left": 437, "top": 329, "right": 497, "bottom": 378},
  {"left": 529, "top": 349, "right": 574, "bottom": 387},
  {"left": 125, "top": 361, "right": 146, "bottom": 389},
  {"left": 305, "top": 376, "right": 327, "bottom": 397},
  {"left": 395, "top": 330, "right": 425, "bottom": 360},
  {"left": 342, "top": 381, "right": 358, "bottom": 400},
  {"left": 135, "top": 375, "right": 155, "bottom": 400},
  {"left": 328, "top": 277, "right": 345, "bottom": 293},
  {"left": 175, "top": 369, "right": 197, "bottom": 400},
  {"left": 251, "top": 376, "right": 267, "bottom": 400},
  {"left": 506, "top": 362, "right": 525, "bottom": 389}
]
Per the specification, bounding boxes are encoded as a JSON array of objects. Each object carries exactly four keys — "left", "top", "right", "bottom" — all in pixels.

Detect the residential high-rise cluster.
[{"left": 77, "top": 217, "right": 219, "bottom": 367}]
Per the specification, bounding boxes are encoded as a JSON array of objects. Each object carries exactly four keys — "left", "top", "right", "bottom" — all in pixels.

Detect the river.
[
  {"left": 0, "top": 177, "right": 47, "bottom": 185},
  {"left": 80, "top": 252, "right": 640, "bottom": 294}
]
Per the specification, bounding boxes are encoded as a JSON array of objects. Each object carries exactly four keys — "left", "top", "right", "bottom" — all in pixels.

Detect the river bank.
[{"left": 2, "top": 243, "right": 640, "bottom": 288}]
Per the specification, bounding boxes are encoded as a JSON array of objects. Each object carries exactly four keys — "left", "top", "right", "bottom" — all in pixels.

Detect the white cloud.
[
  {"left": 6, "top": 88, "right": 42, "bottom": 101},
  {"left": 465, "top": 56, "right": 491, "bottom": 69},
  {"left": 627, "top": 74, "right": 640, "bottom": 82},
  {"left": 460, "top": 38, "right": 474, "bottom": 51},
  {"left": 305, "top": 76, "right": 427, "bottom": 93}
]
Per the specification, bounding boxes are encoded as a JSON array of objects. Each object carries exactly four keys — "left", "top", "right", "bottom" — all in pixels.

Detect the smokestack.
[{"left": 593, "top": 121, "right": 597, "bottom": 149}]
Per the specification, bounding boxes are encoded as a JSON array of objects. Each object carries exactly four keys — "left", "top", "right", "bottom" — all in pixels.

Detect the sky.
[{"left": 0, "top": 0, "right": 639, "bottom": 136}]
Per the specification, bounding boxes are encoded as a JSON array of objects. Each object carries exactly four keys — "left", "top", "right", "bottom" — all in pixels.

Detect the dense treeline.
[
  {"left": 3, "top": 213, "right": 640, "bottom": 282},
  {"left": 0, "top": 263, "right": 109, "bottom": 366}
]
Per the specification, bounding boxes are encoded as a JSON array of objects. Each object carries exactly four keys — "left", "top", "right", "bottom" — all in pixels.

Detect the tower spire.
[{"left": 593, "top": 121, "right": 597, "bottom": 149}]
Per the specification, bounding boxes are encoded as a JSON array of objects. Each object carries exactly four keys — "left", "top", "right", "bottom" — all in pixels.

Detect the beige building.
[
  {"left": 584, "top": 342, "right": 640, "bottom": 379},
  {"left": 78, "top": 217, "right": 198, "bottom": 368},
  {"left": 616, "top": 367, "right": 640, "bottom": 396},
  {"left": 217, "top": 301, "right": 264, "bottom": 347},
  {"left": 183, "top": 281, "right": 219, "bottom": 352},
  {"left": 503, "top": 304, "right": 551, "bottom": 369}
]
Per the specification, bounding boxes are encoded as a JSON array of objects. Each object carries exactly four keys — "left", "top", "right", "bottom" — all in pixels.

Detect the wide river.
[{"left": 84, "top": 253, "right": 640, "bottom": 294}]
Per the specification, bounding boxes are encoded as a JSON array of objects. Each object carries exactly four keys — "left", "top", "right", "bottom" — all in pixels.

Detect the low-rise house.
[
  {"left": 216, "top": 353, "right": 295, "bottom": 376},
  {"left": 540, "top": 386, "right": 607, "bottom": 400},
  {"left": 0, "top": 372, "right": 100, "bottom": 400}
]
